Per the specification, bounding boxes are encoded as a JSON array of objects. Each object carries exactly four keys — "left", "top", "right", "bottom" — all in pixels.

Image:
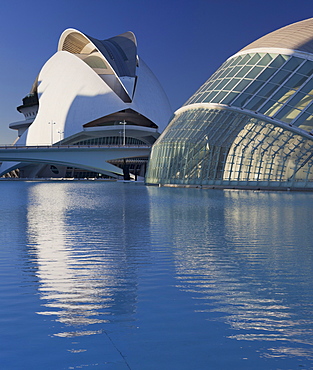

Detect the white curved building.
[
  {"left": 146, "top": 18, "right": 313, "bottom": 190},
  {"left": 1, "top": 29, "right": 172, "bottom": 178}
]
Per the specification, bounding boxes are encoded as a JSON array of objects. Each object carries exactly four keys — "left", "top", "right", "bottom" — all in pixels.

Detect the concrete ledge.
[{"left": 153, "top": 183, "right": 313, "bottom": 192}]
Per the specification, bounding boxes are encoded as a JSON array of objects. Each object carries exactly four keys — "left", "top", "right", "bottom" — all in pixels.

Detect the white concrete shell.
[{"left": 1, "top": 28, "right": 172, "bottom": 177}]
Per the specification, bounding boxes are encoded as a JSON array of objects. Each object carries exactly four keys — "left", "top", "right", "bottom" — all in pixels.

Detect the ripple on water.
[{"left": 1, "top": 182, "right": 313, "bottom": 369}]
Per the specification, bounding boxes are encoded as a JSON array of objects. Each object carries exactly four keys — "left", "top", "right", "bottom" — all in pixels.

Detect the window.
[
  {"left": 297, "top": 60, "right": 313, "bottom": 76},
  {"left": 284, "top": 74, "right": 307, "bottom": 90},
  {"left": 282, "top": 57, "right": 303, "bottom": 71},
  {"left": 275, "top": 106, "right": 301, "bottom": 123}
]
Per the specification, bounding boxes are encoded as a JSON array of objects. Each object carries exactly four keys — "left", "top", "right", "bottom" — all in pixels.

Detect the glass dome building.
[{"left": 146, "top": 18, "right": 313, "bottom": 190}]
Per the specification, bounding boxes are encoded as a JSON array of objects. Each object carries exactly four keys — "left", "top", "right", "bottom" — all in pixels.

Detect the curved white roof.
[
  {"left": 58, "top": 29, "right": 137, "bottom": 77},
  {"left": 58, "top": 28, "right": 138, "bottom": 102},
  {"left": 15, "top": 29, "right": 172, "bottom": 147},
  {"left": 240, "top": 18, "right": 313, "bottom": 54}
]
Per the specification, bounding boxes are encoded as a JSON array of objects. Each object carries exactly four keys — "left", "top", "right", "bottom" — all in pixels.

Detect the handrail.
[{"left": 0, "top": 144, "right": 151, "bottom": 149}]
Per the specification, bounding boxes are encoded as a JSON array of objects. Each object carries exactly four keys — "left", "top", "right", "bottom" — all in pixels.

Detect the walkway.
[{"left": 0, "top": 144, "right": 151, "bottom": 176}]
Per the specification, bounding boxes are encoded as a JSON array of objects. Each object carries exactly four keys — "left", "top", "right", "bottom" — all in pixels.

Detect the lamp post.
[
  {"left": 48, "top": 121, "right": 56, "bottom": 145},
  {"left": 57, "top": 130, "right": 64, "bottom": 142},
  {"left": 119, "top": 120, "right": 126, "bottom": 146}
]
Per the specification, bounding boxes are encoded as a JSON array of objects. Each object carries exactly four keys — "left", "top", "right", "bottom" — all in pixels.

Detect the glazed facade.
[
  {"left": 146, "top": 18, "right": 313, "bottom": 189},
  {"left": 186, "top": 53, "right": 313, "bottom": 131}
]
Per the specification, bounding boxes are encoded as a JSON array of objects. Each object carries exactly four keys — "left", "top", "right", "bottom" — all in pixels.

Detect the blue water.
[{"left": 1, "top": 181, "right": 313, "bottom": 369}]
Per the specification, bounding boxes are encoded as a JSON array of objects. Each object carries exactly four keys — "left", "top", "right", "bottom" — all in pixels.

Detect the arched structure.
[
  {"left": 1, "top": 29, "right": 172, "bottom": 179},
  {"left": 146, "top": 18, "right": 313, "bottom": 190}
]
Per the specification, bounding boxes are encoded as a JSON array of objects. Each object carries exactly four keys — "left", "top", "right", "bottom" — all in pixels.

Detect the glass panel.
[
  {"left": 231, "top": 93, "right": 252, "bottom": 107},
  {"left": 210, "top": 79, "right": 224, "bottom": 90},
  {"left": 235, "top": 65, "right": 251, "bottom": 78},
  {"left": 220, "top": 92, "right": 240, "bottom": 105},
  {"left": 298, "top": 114, "right": 313, "bottom": 131},
  {"left": 201, "top": 91, "right": 214, "bottom": 101},
  {"left": 192, "top": 94, "right": 202, "bottom": 104},
  {"left": 244, "top": 80, "right": 264, "bottom": 94},
  {"left": 245, "top": 97, "right": 267, "bottom": 111},
  {"left": 203, "top": 81, "right": 214, "bottom": 91},
  {"left": 280, "top": 91, "right": 302, "bottom": 107},
  {"left": 261, "top": 101, "right": 283, "bottom": 116},
  {"left": 211, "top": 91, "right": 228, "bottom": 103},
  {"left": 293, "top": 112, "right": 310, "bottom": 127},
  {"left": 203, "top": 91, "right": 219, "bottom": 103},
  {"left": 195, "top": 85, "right": 205, "bottom": 94},
  {"left": 226, "top": 66, "right": 241, "bottom": 77},
  {"left": 284, "top": 74, "right": 307, "bottom": 89},
  {"left": 288, "top": 93, "right": 313, "bottom": 111},
  {"left": 296, "top": 60, "right": 313, "bottom": 76},
  {"left": 269, "top": 55, "right": 289, "bottom": 68},
  {"left": 271, "top": 87, "right": 296, "bottom": 104},
  {"left": 257, "top": 53, "right": 273, "bottom": 66},
  {"left": 229, "top": 56, "right": 241, "bottom": 67},
  {"left": 219, "top": 68, "right": 231, "bottom": 78},
  {"left": 222, "top": 59, "right": 233, "bottom": 69},
  {"left": 245, "top": 66, "right": 264, "bottom": 79},
  {"left": 257, "top": 68, "right": 277, "bottom": 81},
  {"left": 233, "top": 79, "right": 251, "bottom": 91},
  {"left": 223, "top": 78, "right": 241, "bottom": 91},
  {"left": 256, "top": 83, "right": 278, "bottom": 98},
  {"left": 238, "top": 54, "right": 251, "bottom": 65},
  {"left": 301, "top": 79, "right": 313, "bottom": 95},
  {"left": 246, "top": 53, "right": 261, "bottom": 65},
  {"left": 282, "top": 57, "right": 303, "bottom": 71},
  {"left": 194, "top": 84, "right": 209, "bottom": 96},
  {"left": 211, "top": 69, "right": 224, "bottom": 80},
  {"left": 215, "top": 78, "right": 231, "bottom": 90},
  {"left": 270, "top": 70, "right": 292, "bottom": 85},
  {"left": 306, "top": 103, "right": 313, "bottom": 114},
  {"left": 275, "top": 106, "right": 301, "bottom": 123}
]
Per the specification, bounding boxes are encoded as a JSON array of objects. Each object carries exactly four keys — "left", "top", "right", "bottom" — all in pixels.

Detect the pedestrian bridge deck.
[{"left": 0, "top": 145, "right": 151, "bottom": 176}]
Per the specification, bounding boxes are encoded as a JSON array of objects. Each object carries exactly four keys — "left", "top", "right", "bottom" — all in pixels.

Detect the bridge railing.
[{"left": 0, "top": 144, "right": 151, "bottom": 149}]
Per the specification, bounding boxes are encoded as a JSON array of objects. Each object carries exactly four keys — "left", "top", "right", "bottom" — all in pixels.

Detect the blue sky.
[{"left": 0, "top": 0, "right": 312, "bottom": 143}]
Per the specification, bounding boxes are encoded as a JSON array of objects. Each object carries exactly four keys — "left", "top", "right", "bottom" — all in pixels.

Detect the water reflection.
[
  {"left": 26, "top": 182, "right": 150, "bottom": 337},
  {"left": 148, "top": 187, "right": 313, "bottom": 360},
  {"left": 20, "top": 182, "right": 313, "bottom": 364}
]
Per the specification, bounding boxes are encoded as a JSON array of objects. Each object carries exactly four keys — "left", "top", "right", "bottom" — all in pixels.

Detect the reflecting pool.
[{"left": 1, "top": 181, "right": 313, "bottom": 369}]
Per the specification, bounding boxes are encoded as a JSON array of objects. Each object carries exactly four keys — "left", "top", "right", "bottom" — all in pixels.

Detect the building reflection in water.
[
  {"left": 26, "top": 182, "right": 150, "bottom": 338},
  {"left": 147, "top": 187, "right": 313, "bottom": 360}
]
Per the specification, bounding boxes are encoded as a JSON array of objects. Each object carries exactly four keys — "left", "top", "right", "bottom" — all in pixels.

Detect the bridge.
[{"left": 0, "top": 144, "right": 151, "bottom": 177}]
